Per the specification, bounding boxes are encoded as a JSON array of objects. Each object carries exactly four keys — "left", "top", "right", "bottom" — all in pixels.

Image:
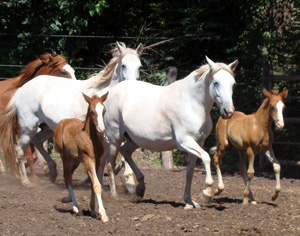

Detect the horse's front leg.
[
  {"left": 264, "top": 148, "right": 281, "bottom": 200},
  {"left": 212, "top": 147, "right": 228, "bottom": 196},
  {"left": 242, "top": 148, "right": 256, "bottom": 204},
  {"left": 32, "top": 127, "right": 56, "bottom": 182},
  {"left": 177, "top": 137, "right": 213, "bottom": 209},
  {"left": 84, "top": 154, "right": 108, "bottom": 222}
]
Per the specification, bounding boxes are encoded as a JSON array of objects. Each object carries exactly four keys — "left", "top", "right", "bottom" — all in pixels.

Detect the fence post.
[{"left": 160, "top": 67, "right": 177, "bottom": 170}]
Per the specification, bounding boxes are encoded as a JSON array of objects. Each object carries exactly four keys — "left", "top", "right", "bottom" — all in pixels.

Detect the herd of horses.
[{"left": 0, "top": 42, "right": 288, "bottom": 222}]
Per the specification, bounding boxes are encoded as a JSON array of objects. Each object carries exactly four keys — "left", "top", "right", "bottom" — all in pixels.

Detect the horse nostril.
[{"left": 223, "top": 109, "right": 228, "bottom": 116}]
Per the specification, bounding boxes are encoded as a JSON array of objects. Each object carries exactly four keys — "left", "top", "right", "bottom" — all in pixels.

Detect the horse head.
[
  {"left": 115, "top": 42, "right": 143, "bottom": 82},
  {"left": 206, "top": 56, "right": 238, "bottom": 119},
  {"left": 263, "top": 88, "right": 288, "bottom": 130},
  {"left": 82, "top": 92, "right": 108, "bottom": 134},
  {"left": 37, "top": 53, "right": 76, "bottom": 80}
]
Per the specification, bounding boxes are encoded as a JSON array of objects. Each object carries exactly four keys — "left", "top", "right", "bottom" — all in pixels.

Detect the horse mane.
[
  {"left": 8, "top": 53, "right": 68, "bottom": 90},
  {"left": 87, "top": 42, "right": 141, "bottom": 88},
  {"left": 194, "top": 63, "right": 235, "bottom": 82}
]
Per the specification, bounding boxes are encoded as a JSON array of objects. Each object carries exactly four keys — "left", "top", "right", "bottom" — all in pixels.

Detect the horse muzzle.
[
  {"left": 221, "top": 107, "right": 234, "bottom": 119},
  {"left": 275, "top": 120, "right": 284, "bottom": 130}
]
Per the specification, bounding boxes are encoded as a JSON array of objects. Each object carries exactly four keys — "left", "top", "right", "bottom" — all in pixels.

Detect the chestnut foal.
[
  {"left": 54, "top": 93, "right": 108, "bottom": 222},
  {"left": 211, "top": 88, "right": 288, "bottom": 204}
]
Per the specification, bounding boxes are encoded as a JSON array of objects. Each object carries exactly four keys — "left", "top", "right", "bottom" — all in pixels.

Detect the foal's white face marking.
[
  {"left": 95, "top": 102, "right": 105, "bottom": 133},
  {"left": 121, "top": 53, "right": 141, "bottom": 81},
  {"left": 275, "top": 101, "right": 284, "bottom": 130},
  {"left": 211, "top": 70, "right": 235, "bottom": 118},
  {"left": 63, "top": 64, "right": 76, "bottom": 80}
]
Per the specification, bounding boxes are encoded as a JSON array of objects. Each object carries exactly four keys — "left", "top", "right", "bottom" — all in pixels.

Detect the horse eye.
[
  {"left": 213, "top": 82, "right": 218, "bottom": 87},
  {"left": 122, "top": 65, "right": 126, "bottom": 70}
]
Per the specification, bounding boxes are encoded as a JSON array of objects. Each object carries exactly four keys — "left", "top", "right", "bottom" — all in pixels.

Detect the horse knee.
[
  {"left": 273, "top": 163, "right": 281, "bottom": 173},
  {"left": 247, "top": 171, "right": 254, "bottom": 180}
]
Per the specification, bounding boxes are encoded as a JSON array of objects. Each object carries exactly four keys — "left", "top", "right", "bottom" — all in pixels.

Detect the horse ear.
[
  {"left": 82, "top": 93, "right": 91, "bottom": 103},
  {"left": 280, "top": 89, "right": 288, "bottom": 99},
  {"left": 263, "top": 88, "right": 271, "bottom": 98},
  {"left": 205, "top": 56, "right": 216, "bottom": 70},
  {"left": 136, "top": 43, "right": 144, "bottom": 56},
  {"left": 228, "top": 60, "right": 239, "bottom": 71},
  {"left": 116, "top": 41, "right": 125, "bottom": 53},
  {"left": 100, "top": 92, "right": 109, "bottom": 104}
]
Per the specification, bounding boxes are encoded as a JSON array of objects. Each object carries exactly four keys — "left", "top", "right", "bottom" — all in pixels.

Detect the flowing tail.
[{"left": 0, "top": 95, "right": 18, "bottom": 174}]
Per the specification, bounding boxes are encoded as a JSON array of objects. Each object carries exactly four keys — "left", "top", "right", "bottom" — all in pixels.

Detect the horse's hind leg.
[
  {"left": 84, "top": 153, "right": 108, "bottom": 222},
  {"left": 32, "top": 126, "right": 56, "bottom": 182},
  {"left": 62, "top": 155, "right": 80, "bottom": 213},
  {"left": 120, "top": 141, "right": 144, "bottom": 197},
  {"left": 239, "top": 149, "right": 256, "bottom": 204},
  {"left": 264, "top": 148, "right": 281, "bottom": 200}
]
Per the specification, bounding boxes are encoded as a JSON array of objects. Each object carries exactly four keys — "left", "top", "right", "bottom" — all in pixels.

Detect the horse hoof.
[
  {"left": 72, "top": 206, "right": 79, "bottom": 214},
  {"left": 184, "top": 200, "right": 200, "bottom": 210},
  {"left": 136, "top": 185, "right": 145, "bottom": 198},
  {"left": 201, "top": 192, "right": 212, "bottom": 204},
  {"left": 250, "top": 201, "right": 257, "bottom": 205},
  {"left": 102, "top": 215, "right": 109, "bottom": 223},
  {"left": 125, "top": 183, "right": 136, "bottom": 194}
]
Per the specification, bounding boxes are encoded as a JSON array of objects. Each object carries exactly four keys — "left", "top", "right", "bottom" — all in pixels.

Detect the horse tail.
[
  {"left": 209, "top": 146, "right": 217, "bottom": 155},
  {"left": 0, "top": 94, "right": 18, "bottom": 174}
]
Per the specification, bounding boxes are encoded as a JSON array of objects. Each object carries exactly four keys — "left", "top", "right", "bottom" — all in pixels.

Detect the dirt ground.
[{"left": 0, "top": 149, "right": 300, "bottom": 236}]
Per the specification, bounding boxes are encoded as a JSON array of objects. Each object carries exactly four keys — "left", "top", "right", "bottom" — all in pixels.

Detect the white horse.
[
  {"left": 0, "top": 42, "right": 143, "bottom": 185},
  {"left": 102, "top": 56, "right": 238, "bottom": 209}
]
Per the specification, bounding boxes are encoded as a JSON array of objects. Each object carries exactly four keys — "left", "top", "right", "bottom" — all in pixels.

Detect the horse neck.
[
  {"left": 254, "top": 98, "right": 272, "bottom": 129},
  {"left": 82, "top": 113, "right": 99, "bottom": 145},
  {"left": 184, "top": 71, "right": 214, "bottom": 112},
  {"left": 108, "top": 63, "right": 123, "bottom": 88}
]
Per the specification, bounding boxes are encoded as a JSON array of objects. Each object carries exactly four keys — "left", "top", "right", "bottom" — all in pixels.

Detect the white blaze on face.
[
  {"left": 275, "top": 101, "right": 284, "bottom": 130},
  {"left": 121, "top": 54, "right": 141, "bottom": 81},
  {"left": 95, "top": 102, "right": 105, "bottom": 133},
  {"left": 63, "top": 64, "right": 76, "bottom": 80}
]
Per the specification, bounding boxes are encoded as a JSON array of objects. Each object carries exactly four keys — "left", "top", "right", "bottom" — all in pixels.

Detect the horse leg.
[
  {"left": 32, "top": 127, "right": 56, "bottom": 182},
  {"left": 62, "top": 155, "right": 80, "bottom": 213},
  {"left": 120, "top": 141, "right": 144, "bottom": 197},
  {"left": 25, "top": 144, "right": 38, "bottom": 179},
  {"left": 0, "top": 160, "right": 6, "bottom": 174},
  {"left": 240, "top": 149, "right": 256, "bottom": 204},
  {"left": 177, "top": 137, "right": 213, "bottom": 208},
  {"left": 213, "top": 147, "right": 228, "bottom": 196},
  {"left": 264, "top": 148, "right": 281, "bottom": 200},
  {"left": 84, "top": 153, "right": 108, "bottom": 222},
  {"left": 16, "top": 133, "right": 35, "bottom": 185},
  {"left": 99, "top": 141, "right": 120, "bottom": 197}
]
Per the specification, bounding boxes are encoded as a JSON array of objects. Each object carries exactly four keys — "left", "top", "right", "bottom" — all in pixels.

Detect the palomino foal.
[
  {"left": 54, "top": 93, "right": 108, "bottom": 222},
  {"left": 211, "top": 88, "right": 288, "bottom": 204}
]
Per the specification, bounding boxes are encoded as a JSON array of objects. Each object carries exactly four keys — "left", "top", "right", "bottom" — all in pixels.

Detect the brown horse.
[
  {"left": 54, "top": 93, "right": 108, "bottom": 222},
  {"left": 0, "top": 53, "right": 75, "bottom": 178},
  {"left": 210, "top": 88, "right": 288, "bottom": 204}
]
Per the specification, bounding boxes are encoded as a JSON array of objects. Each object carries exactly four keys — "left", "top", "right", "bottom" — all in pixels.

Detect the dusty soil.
[{"left": 0, "top": 149, "right": 300, "bottom": 236}]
